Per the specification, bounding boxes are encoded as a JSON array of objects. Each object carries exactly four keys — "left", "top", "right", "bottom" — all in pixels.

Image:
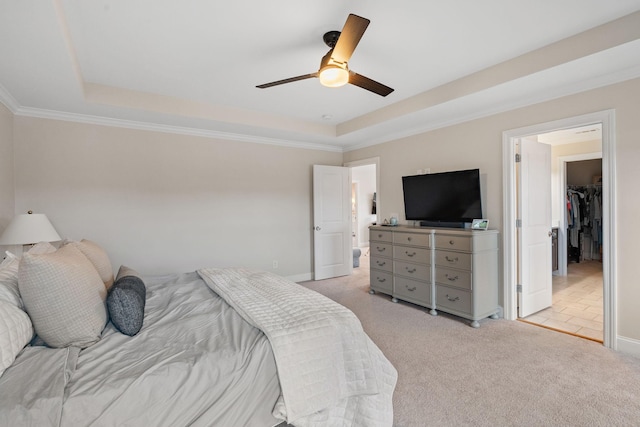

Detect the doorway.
[
  {"left": 502, "top": 110, "right": 616, "bottom": 349},
  {"left": 345, "top": 157, "right": 380, "bottom": 271},
  {"left": 521, "top": 129, "right": 604, "bottom": 342}
]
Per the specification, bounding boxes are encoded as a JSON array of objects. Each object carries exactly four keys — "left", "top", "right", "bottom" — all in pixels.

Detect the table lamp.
[{"left": 0, "top": 211, "right": 61, "bottom": 246}]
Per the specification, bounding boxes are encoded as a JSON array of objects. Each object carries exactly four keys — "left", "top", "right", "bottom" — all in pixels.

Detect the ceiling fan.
[{"left": 256, "top": 14, "right": 394, "bottom": 97}]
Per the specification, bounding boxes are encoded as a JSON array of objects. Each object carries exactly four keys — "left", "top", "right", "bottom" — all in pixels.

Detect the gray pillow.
[{"left": 107, "top": 266, "right": 146, "bottom": 336}]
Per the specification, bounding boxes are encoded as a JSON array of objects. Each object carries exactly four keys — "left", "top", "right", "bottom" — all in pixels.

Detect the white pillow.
[
  {"left": 18, "top": 245, "right": 107, "bottom": 348},
  {"left": 0, "top": 300, "right": 34, "bottom": 377},
  {"left": 0, "top": 252, "right": 21, "bottom": 309}
]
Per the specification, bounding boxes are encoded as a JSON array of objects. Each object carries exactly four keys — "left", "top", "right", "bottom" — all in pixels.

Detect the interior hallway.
[{"left": 523, "top": 261, "right": 603, "bottom": 342}]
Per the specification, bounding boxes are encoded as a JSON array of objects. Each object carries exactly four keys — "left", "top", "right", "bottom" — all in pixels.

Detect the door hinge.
[
  {"left": 515, "top": 153, "right": 521, "bottom": 163},
  {"left": 516, "top": 284, "right": 522, "bottom": 293},
  {"left": 516, "top": 219, "right": 522, "bottom": 228}
]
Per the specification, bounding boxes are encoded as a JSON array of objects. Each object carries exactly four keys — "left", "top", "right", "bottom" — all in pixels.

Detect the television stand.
[{"left": 419, "top": 220, "right": 466, "bottom": 228}]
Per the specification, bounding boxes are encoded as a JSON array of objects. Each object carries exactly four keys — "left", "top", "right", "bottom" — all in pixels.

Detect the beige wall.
[
  {"left": 12, "top": 117, "right": 342, "bottom": 278},
  {"left": 0, "top": 103, "right": 14, "bottom": 233},
  {"left": 345, "top": 77, "right": 640, "bottom": 344}
]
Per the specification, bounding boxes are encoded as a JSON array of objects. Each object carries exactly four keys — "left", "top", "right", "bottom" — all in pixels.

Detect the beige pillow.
[
  {"left": 18, "top": 245, "right": 107, "bottom": 348},
  {"left": 66, "top": 239, "right": 114, "bottom": 290},
  {"left": 27, "top": 242, "right": 57, "bottom": 255},
  {"left": 0, "top": 243, "right": 56, "bottom": 310}
]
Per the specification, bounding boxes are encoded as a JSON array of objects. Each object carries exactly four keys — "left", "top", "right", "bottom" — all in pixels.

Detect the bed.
[{"left": 0, "top": 241, "right": 397, "bottom": 426}]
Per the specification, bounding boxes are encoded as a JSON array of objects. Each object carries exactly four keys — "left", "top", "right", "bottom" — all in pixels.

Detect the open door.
[
  {"left": 518, "top": 138, "right": 553, "bottom": 317},
  {"left": 313, "top": 165, "right": 352, "bottom": 280}
]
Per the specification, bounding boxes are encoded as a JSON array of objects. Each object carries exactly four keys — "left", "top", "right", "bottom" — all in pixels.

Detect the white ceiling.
[
  {"left": 538, "top": 124, "right": 602, "bottom": 146},
  {"left": 1, "top": 1, "right": 639, "bottom": 151}
]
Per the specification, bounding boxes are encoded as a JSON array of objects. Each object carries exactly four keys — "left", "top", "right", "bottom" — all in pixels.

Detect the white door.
[
  {"left": 313, "top": 165, "right": 352, "bottom": 280},
  {"left": 519, "top": 138, "right": 553, "bottom": 317}
]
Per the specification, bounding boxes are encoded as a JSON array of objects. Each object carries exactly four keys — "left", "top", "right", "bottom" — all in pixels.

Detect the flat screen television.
[{"left": 402, "top": 168, "right": 483, "bottom": 226}]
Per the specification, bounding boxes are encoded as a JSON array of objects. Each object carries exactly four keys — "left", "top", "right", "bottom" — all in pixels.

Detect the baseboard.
[
  {"left": 287, "top": 272, "right": 313, "bottom": 283},
  {"left": 617, "top": 335, "right": 640, "bottom": 358}
]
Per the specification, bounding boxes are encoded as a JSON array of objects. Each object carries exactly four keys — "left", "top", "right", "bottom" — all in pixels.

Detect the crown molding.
[
  {"left": 13, "top": 106, "right": 343, "bottom": 153},
  {"left": 0, "top": 84, "right": 19, "bottom": 113},
  {"left": 344, "top": 62, "right": 640, "bottom": 152},
  {"left": 5, "top": 62, "right": 640, "bottom": 155}
]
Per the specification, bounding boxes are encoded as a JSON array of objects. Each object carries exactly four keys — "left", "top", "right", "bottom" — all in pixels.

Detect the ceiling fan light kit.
[
  {"left": 319, "top": 65, "right": 349, "bottom": 87},
  {"left": 256, "top": 14, "right": 394, "bottom": 97}
]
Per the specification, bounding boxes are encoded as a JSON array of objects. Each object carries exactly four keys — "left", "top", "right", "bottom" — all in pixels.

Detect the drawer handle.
[
  {"left": 446, "top": 274, "right": 459, "bottom": 282},
  {"left": 445, "top": 256, "right": 458, "bottom": 263},
  {"left": 446, "top": 294, "right": 460, "bottom": 302},
  {"left": 405, "top": 251, "right": 416, "bottom": 257},
  {"left": 407, "top": 237, "right": 412, "bottom": 242},
  {"left": 376, "top": 247, "right": 386, "bottom": 252},
  {"left": 406, "top": 267, "right": 417, "bottom": 273},
  {"left": 376, "top": 261, "right": 386, "bottom": 267},
  {"left": 378, "top": 234, "right": 383, "bottom": 238},
  {"left": 377, "top": 278, "right": 386, "bottom": 283},
  {"left": 406, "top": 285, "right": 417, "bottom": 292},
  {"left": 449, "top": 240, "right": 455, "bottom": 245}
]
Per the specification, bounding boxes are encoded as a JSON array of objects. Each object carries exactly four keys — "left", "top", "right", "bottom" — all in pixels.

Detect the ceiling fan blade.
[
  {"left": 256, "top": 73, "right": 318, "bottom": 89},
  {"left": 332, "top": 14, "right": 370, "bottom": 64},
  {"left": 349, "top": 72, "right": 394, "bottom": 97}
]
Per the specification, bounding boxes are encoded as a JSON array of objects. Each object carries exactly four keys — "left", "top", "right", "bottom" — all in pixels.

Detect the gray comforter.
[{"left": 0, "top": 271, "right": 282, "bottom": 426}]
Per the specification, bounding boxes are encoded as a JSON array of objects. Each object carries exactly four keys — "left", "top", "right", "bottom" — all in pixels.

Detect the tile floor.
[{"left": 523, "top": 260, "right": 603, "bottom": 342}]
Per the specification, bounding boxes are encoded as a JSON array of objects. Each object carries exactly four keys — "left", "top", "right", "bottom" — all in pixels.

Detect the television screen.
[{"left": 402, "top": 169, "right": 483, "bottom": 223}]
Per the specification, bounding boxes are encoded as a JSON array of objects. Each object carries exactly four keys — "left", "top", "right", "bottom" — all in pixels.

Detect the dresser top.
[{"left": 370, "top": 224, "right": 498, "bottom": 236}]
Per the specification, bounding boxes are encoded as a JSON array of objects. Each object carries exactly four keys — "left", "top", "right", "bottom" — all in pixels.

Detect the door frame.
[
  {"left": 557, "top": 152, "right": 602, "bottom": 277},
  {"left": 502, "top": 109, "right": 616, "bottom": 349},
  {"left": 351, "top": 181, "right": 359, "bottom": 247}
]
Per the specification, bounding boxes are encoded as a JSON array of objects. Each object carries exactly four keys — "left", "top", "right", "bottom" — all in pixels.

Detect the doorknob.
[
  {"left": 315, "top": 226, "right": 321, "bottom": 231},
  {"left": 548, "top": 230, "right": 553, "bottom": 237}
]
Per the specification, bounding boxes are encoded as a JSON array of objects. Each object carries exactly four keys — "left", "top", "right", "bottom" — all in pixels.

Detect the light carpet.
[{"left": 298, "top": 256, "right": 640, "bottom": 427}]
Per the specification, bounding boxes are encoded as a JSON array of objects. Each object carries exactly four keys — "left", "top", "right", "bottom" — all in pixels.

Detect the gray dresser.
[{"left": 369, "top": 225, "right": 499, "bottom": 327}]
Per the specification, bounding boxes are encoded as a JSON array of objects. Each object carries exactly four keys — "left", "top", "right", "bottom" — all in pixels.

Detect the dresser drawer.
[
  {"left": 370, "top": 229, "right": 393, "bottom": 243},
  {"left": 370, "top": 270, "right": 393, "bottom": 294},
  {"left": 370, "top": 256, "right": 392, "bottom": 272},
  {"left": 393, "top": 232, "right": 430, "bottom": 247},
  {"left": 435, "top": 267, "right": 472, "bottom": 290},
  {"left": 394, "top": 277, "right": 431, "bottom": 305},
  {"left": 436, "top": 285, "right": 472, "bottom": 314},
  {"left": 371, "top": 242, "right": 392, "bottom": 257},
  {"left": 435, "top": 235, "right": 471, "bottom": 252},
  {"left": 394, "top": 260, "right": 430, "bottom": 280},
  {"left": 435, "top": 250, "right": 472, "bottom": 270},
  {"left": 394, "top": 245, "right": 430, "bottom": 264}
]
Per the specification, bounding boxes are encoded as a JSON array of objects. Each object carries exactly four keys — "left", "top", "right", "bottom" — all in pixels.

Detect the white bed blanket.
[{"left": 197, "top": 268, "right": 397, "bottom": 426}]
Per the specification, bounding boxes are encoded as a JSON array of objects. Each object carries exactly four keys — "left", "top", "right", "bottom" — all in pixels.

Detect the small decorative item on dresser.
[{"left": 471, "top": 219, "right": 489, "bottom": 230}]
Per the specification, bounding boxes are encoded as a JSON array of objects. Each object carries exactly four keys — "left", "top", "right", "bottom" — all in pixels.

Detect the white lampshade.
[{"left": 0, "top": 213, "right": 61, "bottom": 245}]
